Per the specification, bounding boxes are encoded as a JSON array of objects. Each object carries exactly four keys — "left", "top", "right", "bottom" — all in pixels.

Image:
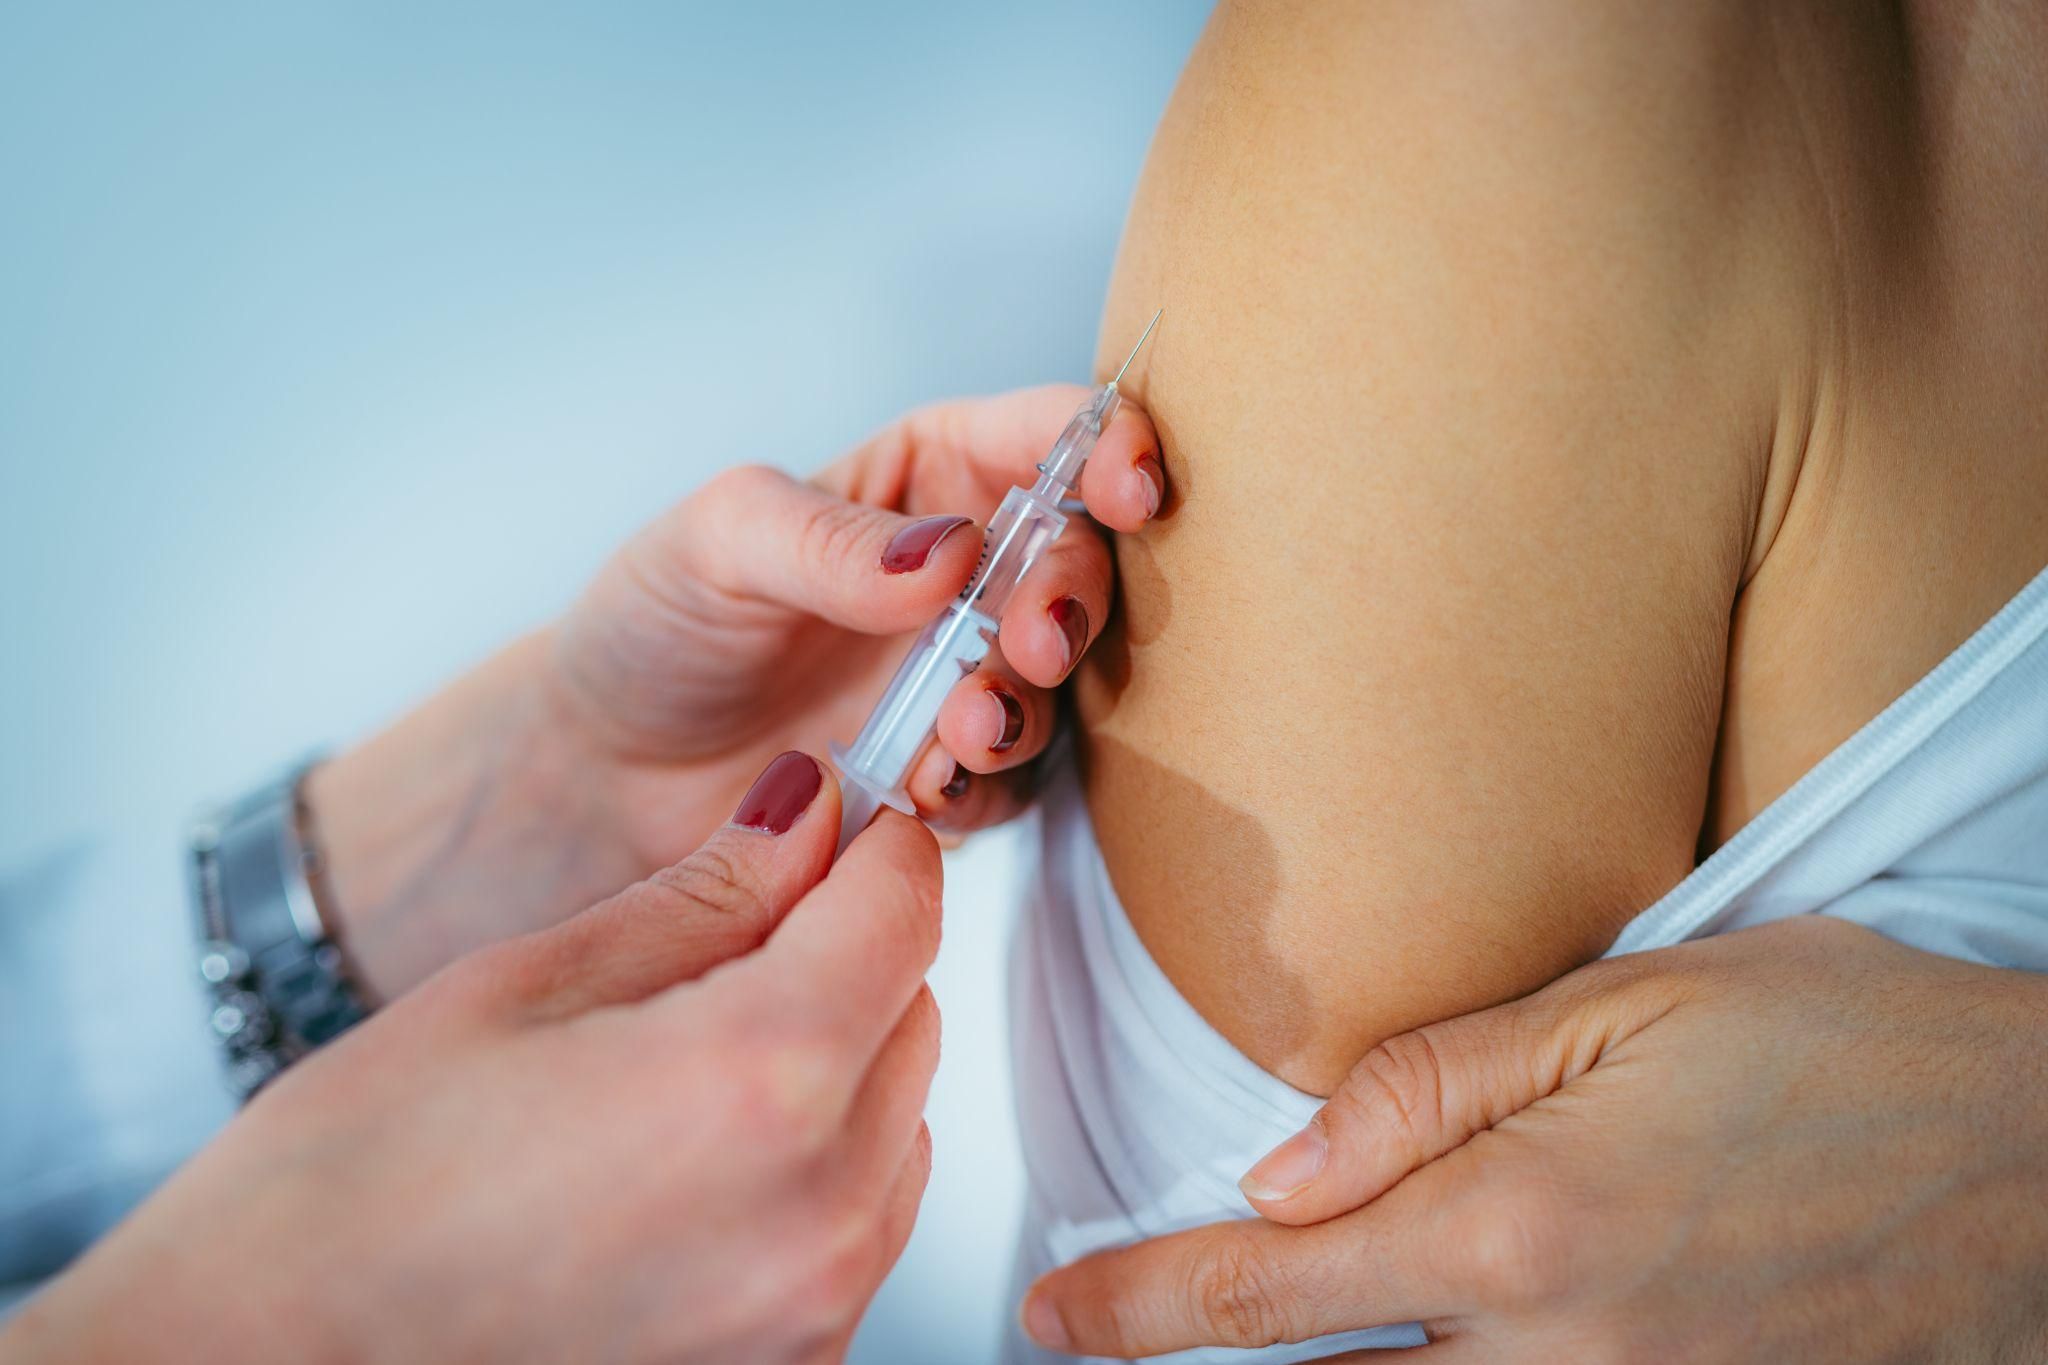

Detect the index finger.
[
  {"left": 817, "top": 386, "right": 1163, "bottom": 535},
  {"left": 694, "top": 808, "right": 943, "bottom": 1081},
  {"left": 1022, "top": 1182, "right": 1461, "bottom": 1359}
]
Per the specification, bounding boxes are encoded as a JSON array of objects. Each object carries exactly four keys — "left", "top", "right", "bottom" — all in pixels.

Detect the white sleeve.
[{"left": 0, "top": 817, "right": 236, "bottom": 1308}]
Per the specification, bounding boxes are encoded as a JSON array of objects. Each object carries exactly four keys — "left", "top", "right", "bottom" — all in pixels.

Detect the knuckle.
[
  {"left": 718, "top": 1057, "right": 785, "bottom": 1136},
  {"left": 681, "top": 465, "right": 789, "bottom": 592},
  {"left": 652, "top": 848, "right": 769, "bottom": 928},
  {"left": 915, "top": 894, "right": 944, "bottom": 968},
  {"left": 888, "top": 986, "right": 944, "bottom": 1081},
  {"left": 797, "top": 494, "right": 879, "bottom": 575},
  {"left": 440, "top": 935, "right": 557, "bottom": 1016},
  {"left": 725, "top": 1035, "right": 839, "bottom": 1143},
  {"left": 1186, "top": 1238, "right": 1296, "bottom": 1348},
  {"left": 1342, "top": 1028, "right": 1449, "bottom": 1146},
  {"left": 698, "top": 461, "right": 786, "bottom": 510},
  {"left": 910, "top": 987, "right": 943, "bottom": 1063},
  {"left": 685, "top": 464, "right": 777, "bottom": 541},
  {"left": 1089, "top": 1288, "right": 1147, "bottom": 1357},
  {"left": 911, "top": 1120, "right": 935, "bottom": 1182},
  {"left": 858, "top": 409, "right": 923, "bottom": 489},
  {"left": 1455, "top": 1186, "right": 1570, "bottom": 1308},
  {"left": 804, "top": 1207, "right": 881, "bottom": 1320}
]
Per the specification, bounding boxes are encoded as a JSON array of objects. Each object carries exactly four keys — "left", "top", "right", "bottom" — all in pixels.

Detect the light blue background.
[{"left": 0, "top": 4, "right": 1207, "bottom": 1358}]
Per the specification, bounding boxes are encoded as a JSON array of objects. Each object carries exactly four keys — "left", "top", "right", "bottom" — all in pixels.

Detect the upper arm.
[{"left": 1082, "top": 0, "right": 1802, "bottom": 1089}]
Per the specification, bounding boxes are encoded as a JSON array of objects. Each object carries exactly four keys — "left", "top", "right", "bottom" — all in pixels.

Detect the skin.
[
  {"left": 0, "top": 388, "right": 1164, "bottom": 1360},
  {"left": 4, "top": 5, "right": 2039, "bottom": 1354},
  {"left": 1037, "top": 0, "right": 2048, "bottom": 1355},
  {"left": 1083, "top": 0, "right": 2048, "bottom": 1096},
  {"left": 1027, "top": 917, "right": 2048, "bottom": 1362},
  {"left": 304, "top": 384, "right": 1162, "bottom": 1004},
  {"left": 5, "top": 766, "right": 940, "bottom": 1364}
]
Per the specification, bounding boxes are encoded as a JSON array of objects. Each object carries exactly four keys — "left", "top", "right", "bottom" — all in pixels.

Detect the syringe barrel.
[
  {"left": 835, "top": 484, "right": 1070, "bottom": 800},
  {"left": 960, "top": 485, "right": 1069, "bottom": 620},
  {"left": 838, "top": 602, "right": 998, "bottom": 797},
  {"left": 831, "top": 385, "right": 1113, "bottom": 845}
]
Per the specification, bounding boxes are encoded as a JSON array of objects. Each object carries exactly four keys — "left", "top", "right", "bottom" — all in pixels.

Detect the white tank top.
[{"left": 1005, "top": 564, "right": 2048, "bottom": 1363}]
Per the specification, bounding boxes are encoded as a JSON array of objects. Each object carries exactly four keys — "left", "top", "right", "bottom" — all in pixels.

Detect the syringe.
[{"left": 830, "top": 309, "right": 1161, "bottom": 856}]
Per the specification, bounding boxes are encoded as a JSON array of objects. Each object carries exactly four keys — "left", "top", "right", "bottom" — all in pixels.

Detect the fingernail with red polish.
[
  {"left": 1023, "top": 1291, "right": 1071, "bottom": 1352},
  {"left": 1239, "top": 1119, "right": 1328, "bottom": 1202},
  {"left": 941, "top": 763, "right": 970, "bottom": 800},
  {"left": 988, "top": 688, "right": 1025, "bottom": 753},
  {"left": 1050, "top": 596, "right": 1089, "bottom": 677},
  {"left": 730, "top": 751, "right": 822, "bottom": 835},
  {"left": 1136, "top": 455, "right": 1165, "bottom": 520},
  {"left": 881, "top": 515, "right": 973, "bottom": 574}
]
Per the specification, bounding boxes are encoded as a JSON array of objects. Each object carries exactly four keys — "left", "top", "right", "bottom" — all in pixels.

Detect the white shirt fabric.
[{"left": 1006, "top": 563, "right": 2048, "bottom": 1364}]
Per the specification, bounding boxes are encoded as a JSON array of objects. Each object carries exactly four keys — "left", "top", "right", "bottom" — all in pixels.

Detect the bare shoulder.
[{"left": 1078, "top": 1, "right": 1867, "bottom": 1090}]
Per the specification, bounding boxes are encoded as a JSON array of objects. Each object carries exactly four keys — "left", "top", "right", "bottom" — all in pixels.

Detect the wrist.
[
  {"left": 307, "top": 631, "right": 641, "bottom": 1001},
  {"left": 0, "top": 1218, "right": 335, "bottom": 1365}
]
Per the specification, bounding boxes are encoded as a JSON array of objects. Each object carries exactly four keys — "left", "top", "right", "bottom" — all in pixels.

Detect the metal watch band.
[{"left": 191, "top": 760, "right": 368, "bottom": 1098}]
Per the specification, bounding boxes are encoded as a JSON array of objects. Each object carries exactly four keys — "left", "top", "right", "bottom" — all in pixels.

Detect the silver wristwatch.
[{"left": 189, "top": 759, "right": 368, "bottom": 1098}]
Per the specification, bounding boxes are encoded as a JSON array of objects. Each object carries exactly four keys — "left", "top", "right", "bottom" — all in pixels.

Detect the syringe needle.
[{"left": 1109, "top": 308, "right": 1164, "bottom": 389}]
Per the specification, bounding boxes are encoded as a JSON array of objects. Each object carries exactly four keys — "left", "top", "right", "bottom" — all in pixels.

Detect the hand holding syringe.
[{"left": 832, "top": 311, "right": 1162, "bottom": 853}]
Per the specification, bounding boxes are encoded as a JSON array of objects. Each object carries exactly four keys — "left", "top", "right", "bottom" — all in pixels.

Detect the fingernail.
[
  {"left": 1135, "top": 455, "right": 1165, "bottom": 520},
  {"left": 1049, "top": 596, "right": 1089, "bottom": 677},
  {"left": 1022, "top": 1289, "right": 1072, "bottom": 1351},
  {"left": 988, "top": 688, "right": 1025, "bottom": 753},
  {"left": 881, "top": 515, "right": 973, "bottom": 574},
  {"left": 941, "top": 763, "right": 970, "bottom": 800},
  {"left": 730, "top": 751, "right": 822, "bottom": 835},
  {"left": 1240, "top": 1120, "right": 1327, "bottom": 1202}
]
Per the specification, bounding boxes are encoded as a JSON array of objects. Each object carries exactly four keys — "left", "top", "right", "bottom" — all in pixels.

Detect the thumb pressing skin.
[
  {"left": 1239, "top": 962, "right": 1677, "bottom": 1226},
  {"left": 683, "top": 464, "right": 981, "bottom": 635},
  {"left": 514, "top": 750, "right": 843, "bottom": 1019}
]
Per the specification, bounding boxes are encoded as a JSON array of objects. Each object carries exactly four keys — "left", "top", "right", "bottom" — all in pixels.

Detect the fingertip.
[
  {"left": 704, "top": 748, "right": 842, "bottom": 906},
  {"left": 906, "top": 743, "right": 970, "bottom": 815},
  {"left": 727, "top": 749, "right": 831, "bottom": 838},
  {"left": 849, "top": 809, "right": 945, "bottom": 942},
  {"left": 827, "top": 809, "right": 942, "bottom": 948},
  {"left": 807, "top": 753, "right": 845, "bottom": 851},
  {"left": 1237, "top": 1193, "right": 1330, "bottom": 1228},
  {"left": 985, "top": 684, "right": 1029, "bottom": 757},
  {"left": 532, "top": 751, "right": 848, "bottom": 1015},
  {"left": 1133, "top": 453, "right": 1166, "bottom": 522},
  {"left": 841, "top": 804, "right": 944, "bottom": 890},
  {"left": 1237, "top": 1120, "right": 1330, "bottom": 1212},
  {"left": 995, "top": 603, "right": 1070, "bottom": 690},
  {"left": 708, "top": 469, "right": 984, "bottom": 635},
  {"left": 859, "top": 513, "right": 981, "bottom": 630},
  {"left": 1104, "top": 397, "right": 1158, "bottom": 457},
  {"left": 1022, "top": 1283, "right": 1075, "bottom": 1353},
  {"left": 934, "top": 689, "right": 981, "bottom": 770},
  {"left": 878, "top": 513, "right": 976, "bottom": 576},
  {"left": 937, "top": 679, "right": 1033, "bottom": 769},
  {"left": 1079, "top": 410, "right": 1165, "bottom": 534}
]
